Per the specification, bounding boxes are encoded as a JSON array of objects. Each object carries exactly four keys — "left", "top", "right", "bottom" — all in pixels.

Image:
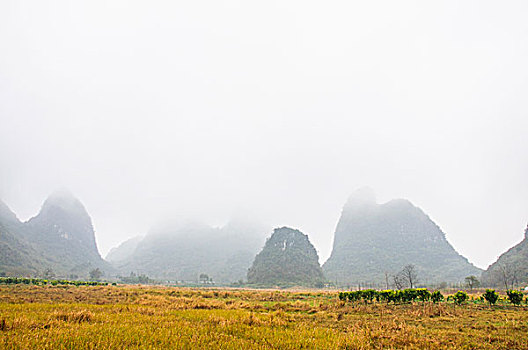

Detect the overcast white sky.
[{"left": 1, "top": 0, "right": 527, "bottom": 269}]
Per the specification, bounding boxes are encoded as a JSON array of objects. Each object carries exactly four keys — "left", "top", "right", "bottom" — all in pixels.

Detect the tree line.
[{"left": 0, "top": 277, "right": 110, "bottom": 286}]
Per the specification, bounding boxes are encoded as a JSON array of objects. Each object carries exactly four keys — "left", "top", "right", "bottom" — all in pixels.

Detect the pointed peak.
[
  {"left": 524, "top": 223, "right": 528, "bottom": 239},
  {"left": 39, "top": 189, "right": 89, "bottom": 220}
]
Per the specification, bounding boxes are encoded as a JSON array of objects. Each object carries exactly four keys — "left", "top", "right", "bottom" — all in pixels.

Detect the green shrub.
[
  {"left": 379, "top": 290, "right": 394, "bottom": 303},
  {"left": 453, "top": 291, "right": 468, "bottom": 305},
  {"left": 339, "top": 288, "right": 441, "bottom": 305},
  {"left": 431, "top": 290, "right": 444, "bottom": 303},
  {"left": 361, "top": 289, "right": 377, "bottom": 303},
  {"left": 483, "top": 289, "right": 499, "bottom": 306},
  {"left": 416, "top": 288, "right": 431, "bottom": 302},
  {"left": 506, "top": 290, "right": 524, "bottom": 305}
]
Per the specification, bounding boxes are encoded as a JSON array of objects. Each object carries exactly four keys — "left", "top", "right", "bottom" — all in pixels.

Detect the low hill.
[{"left": 247, "top": 227, "right": 325, "bottom": 287}]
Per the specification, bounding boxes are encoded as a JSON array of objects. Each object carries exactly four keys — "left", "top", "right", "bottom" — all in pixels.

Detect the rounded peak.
[
  {"left": 343, "top": 188, "right": 377, "bottom": 213},
  {"left": 272, "top": 226, "right": 304, "bottom": 236},
  {"left": 47, "top": 188, "right": 78, "bottom": 202},
  {"left": 40, "top": 189, "right": 89, "bottom": 218},
  {"left": 384, "top": 198, "right": 414, "bottom": 207},
  {"left": 347, "top": 187, "right": 377, "bottom": 204},
  {"left": 268, "top": 227, "right": 313, "bottom": 246},
  {"left": 275, "top": 226, "right": 301, "bottom": 232}
]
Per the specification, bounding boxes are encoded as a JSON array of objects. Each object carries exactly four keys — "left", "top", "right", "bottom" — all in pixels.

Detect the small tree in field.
[
  {"left": 497, "top": 263, "right": 518, "bottom": 290},
  {"left": 465, "top": 275, "right": 480, "bottom": 290},
  {"left": 431, "top": 290, "right": 444, "bottom": 303},
  {"left": 199, "top": 273, "right": 211, "bottom": 284},
  {"left": 393, "top": 275, "right": 404, "bottom": 290},
  {"left": 483, "top": 289, "right": 499, "bottom": 306},
  {"left": 89, "top": 268, "right": 102, "bottom": 281},
  {"left": 506, "top": 290, "right": 524, "bottom": 305},
  {"left": 400, "top": 265, "right": 418, "bottom": 289},
  {"left": 453, "top": 291, "right": 468, "bottom": 305}
]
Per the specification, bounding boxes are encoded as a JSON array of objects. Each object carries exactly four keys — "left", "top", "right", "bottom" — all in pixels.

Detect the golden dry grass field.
[{"left": 0, "top": 285, "right": 527, "bottom": 349}]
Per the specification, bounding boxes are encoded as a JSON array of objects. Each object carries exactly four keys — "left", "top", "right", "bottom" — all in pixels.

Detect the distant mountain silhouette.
[
  {"left": 105, "top": 236, "right": 142, "bottom": 263},
  {"left": 247, "top": 227, "right": 325, "bottom": 288},
  {"left": 481, "top": 224, "right": 528, "bottom": 288},
  {"left": 0, "top": 191, "right": 112, "bottom": 277},
  {"left": 112, "top": 218, "right": 268, "bottom": 283},
  {"left": 323, "top": 189, "right": 482, "bottom": 286}
]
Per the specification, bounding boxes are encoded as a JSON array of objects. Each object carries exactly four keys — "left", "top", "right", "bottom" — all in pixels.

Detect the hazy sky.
[{"left": 1, "top": 1, "right": 527, "bottom": 269}]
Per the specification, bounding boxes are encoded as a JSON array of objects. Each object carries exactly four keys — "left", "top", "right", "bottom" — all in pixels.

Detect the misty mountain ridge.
[
  {"left": 0, "top": 191, "right": 112, "bottom": 277},
  {"left": 112, "top": 218, "right": 269, "bottom": 283},
  {"left": 6, "top": 188, "right": 526, "bottom": 288},
  {"left": 323, "top": 189, "right": 482, "bottom": 286}
]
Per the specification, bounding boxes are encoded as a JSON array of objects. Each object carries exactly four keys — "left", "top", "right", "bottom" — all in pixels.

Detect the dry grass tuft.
[{"left": 53, "top": 310, "right": 93, "bottom": 323}]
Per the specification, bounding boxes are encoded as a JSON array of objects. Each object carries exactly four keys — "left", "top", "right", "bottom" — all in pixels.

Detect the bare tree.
[
  {"left": 393, "top": 274, "right": 404, "bottom": 290},
  {"left": 498, "top": 263, "right": 518, "bottom": 290},
  {"left": 400, "top": 264, "right": 418, "bottom": 288},
  {"left": 384, "top": 271, "right": 390, "bottom": 289}
]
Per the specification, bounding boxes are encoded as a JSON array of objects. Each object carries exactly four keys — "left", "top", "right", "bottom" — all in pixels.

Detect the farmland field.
[{"left": 0, "top": 285, "right": 527, "bottom": 349}]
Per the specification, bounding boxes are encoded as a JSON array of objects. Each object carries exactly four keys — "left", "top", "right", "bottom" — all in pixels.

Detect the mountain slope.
[
  {"left": 105, "top": 236, "right": 142, "bottom": 263},
  {"left": 247, "top": 227, "right": 325, "bottom": 287},
  {"left": 323, "top": 189, "right": 481, "bottom": 286},
  {"left": 481, "top": 225, "right": 528, "bottom": 288}
]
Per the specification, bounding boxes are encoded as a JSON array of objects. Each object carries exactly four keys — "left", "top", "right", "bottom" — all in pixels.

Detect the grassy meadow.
[{"left": 1, "top": 285, "right": 527, "bottom": 349}]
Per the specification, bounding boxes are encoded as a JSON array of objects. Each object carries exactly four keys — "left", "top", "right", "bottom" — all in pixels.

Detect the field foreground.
[{"left": 1, "top": 285, "right": 527, "bottom": 349}]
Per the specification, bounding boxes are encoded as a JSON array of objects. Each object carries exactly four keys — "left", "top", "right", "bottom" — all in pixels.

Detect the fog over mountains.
[
  {"left": 2, "top": 188, "right": 526, "bottom": 288},
  {"left": 2, "top": 1, "right": 528, "bottom": 274},
  {"left": 111, "top": 219, "right": 268, "bottom": 283}
]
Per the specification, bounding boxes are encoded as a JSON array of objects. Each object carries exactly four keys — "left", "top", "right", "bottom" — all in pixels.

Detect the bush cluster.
[
  {"left": 482, "top": 289, "right": 499, "bottom": 305},
  {"left": 452, "top": 291, "right": 468, "bottom": 304},
  {"left": 339, "top": 288, "right": 527, "bottom": 306},
  {"left": 506, "top": 290, "right": 524, "bottom": 305},
  {"left": 0, "top": 277, "right": 108, "bottom": 286},
  {"left": 339, "top": 288, "right": 436, "bottom": 304}
]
